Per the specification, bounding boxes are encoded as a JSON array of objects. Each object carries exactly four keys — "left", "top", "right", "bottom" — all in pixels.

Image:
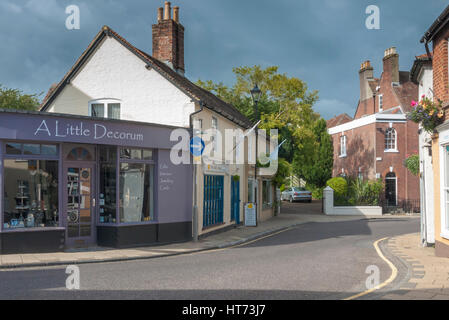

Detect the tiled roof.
[
  {"left": 421, "top": 5, "right": 449, "bottom": 43},
  {"left": 410, "top": 53, "right": 432, "bottom": 84},
  {"left": 368, "top": 78, "right": 380, "bottom": 94},
  {"left": 327, "top": 113, "right": 353, "bottom": 128},
  {"left": 41, "top": 26, "right": 253, "bottom": 129}
]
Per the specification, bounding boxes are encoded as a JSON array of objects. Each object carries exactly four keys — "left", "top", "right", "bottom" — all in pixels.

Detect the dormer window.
[{"left": 89, "top": 99, "right": 121, "bottom": 119}]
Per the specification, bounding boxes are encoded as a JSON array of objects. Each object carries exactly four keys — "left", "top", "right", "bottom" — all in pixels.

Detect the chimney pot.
[
  {"left": 384, "top": 47, "right": 397, "bottom": 58},
  {"left": 360, "top": 60, "right": 372, "bottom": 71},
  {"left": 164, "top": 1, "right": 171, "bottom": 20},
  {"left": 157, "top": 7, "right": 163, "bottom": 22},
  {"left": 173, "top": 6, "right": 179, "bottom": 23}
]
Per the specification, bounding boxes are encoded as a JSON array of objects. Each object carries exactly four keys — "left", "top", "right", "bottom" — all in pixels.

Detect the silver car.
[{"left": 281, "top": 187, "right": 312, "bottom": 203}]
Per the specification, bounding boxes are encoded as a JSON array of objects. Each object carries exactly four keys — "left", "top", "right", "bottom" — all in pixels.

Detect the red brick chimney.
[
  {"left": 359, "top": 60, "right": 374, "bottom": 102},
  {"left": 152, "top": 2, "right": 185, "bottom": 75},
  {"left": 383, "top": 47, "right": 400, "bottom": 85}
]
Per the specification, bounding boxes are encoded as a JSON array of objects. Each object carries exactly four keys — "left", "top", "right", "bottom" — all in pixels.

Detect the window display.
[
  {"left": 119, "top": 147, "right": 154, "bottom": 223},
  {"left": 3, "top": 160, "right": 59, "bottom": 229},
  {"left": 119, "top": 162, "right": 154, "bottom": 223},
  {"left": 99, "top": 146, "right": 117, "bottom": 223}
]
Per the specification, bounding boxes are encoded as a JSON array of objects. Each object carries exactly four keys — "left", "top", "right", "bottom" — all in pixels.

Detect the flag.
[{"left": 268, "top": 139, "right": 287, "bottom": 161}]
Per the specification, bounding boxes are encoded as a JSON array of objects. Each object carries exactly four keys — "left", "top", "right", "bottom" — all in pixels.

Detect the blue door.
[
  {"left": 231, "top": 178, "right": 240, "bottom": 224},
  {"left": 203, "top": 175, "right": 224, "bottom": 228}
]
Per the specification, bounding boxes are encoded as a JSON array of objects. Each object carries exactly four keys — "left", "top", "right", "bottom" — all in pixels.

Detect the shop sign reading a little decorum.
[{"left": 34, "top": 120, "right": 144, "bottom": 142}]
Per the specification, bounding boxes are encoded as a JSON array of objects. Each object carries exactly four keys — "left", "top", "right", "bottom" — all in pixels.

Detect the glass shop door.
[{"left": 65, "top": 164, "right": 96, "bottom": 248}]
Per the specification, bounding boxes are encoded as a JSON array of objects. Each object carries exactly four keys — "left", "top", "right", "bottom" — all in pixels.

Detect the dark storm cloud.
[{"left": 0, "top": 0, "right": 447, "bottom": 119}]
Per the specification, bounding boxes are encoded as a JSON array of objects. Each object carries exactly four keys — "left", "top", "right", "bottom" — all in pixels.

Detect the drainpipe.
[{"left": 189, "top": 100, "right": 205, "bottom": 242}]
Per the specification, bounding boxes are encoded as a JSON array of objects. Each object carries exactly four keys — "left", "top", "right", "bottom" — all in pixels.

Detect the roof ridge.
[{"left": 41, "top": 25, "right": 252, "bottom": 128}]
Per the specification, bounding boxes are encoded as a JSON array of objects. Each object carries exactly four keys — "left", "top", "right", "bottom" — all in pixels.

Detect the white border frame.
[{"left": 439, "top": 126, "right": 449, "bottom": 240}]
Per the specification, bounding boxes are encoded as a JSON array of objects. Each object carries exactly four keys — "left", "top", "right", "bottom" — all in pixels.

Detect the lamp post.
[{"left": 251, "top": 84, "right": 262, "bottom": 217}]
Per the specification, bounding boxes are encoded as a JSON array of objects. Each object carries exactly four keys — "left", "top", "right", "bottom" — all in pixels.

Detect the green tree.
[
  {"left": 0, "top": 84, "right": 41, "bottom": 111},
  {"left": 293, "top": 119, "right": 334, "bottom": 189},
  {"left": 196, "top": 65, "right": 333, "bottom": 187}
]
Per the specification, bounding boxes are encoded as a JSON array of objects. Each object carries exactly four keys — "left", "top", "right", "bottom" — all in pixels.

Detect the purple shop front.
[{"left": 0, "top": 110, "right": 193, "bottom": 254}]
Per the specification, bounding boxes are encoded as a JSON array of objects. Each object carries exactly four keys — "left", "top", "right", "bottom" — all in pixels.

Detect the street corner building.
[
  {"left": 0, "top": 3, "right": 277, "bottom": 253},
  {"left": 420, "top": 4, "right": 449, "bottom": 258},
  {"left": 326, "top": 47, "right": 420, "bottom": 211},
  {"left": 0, "top": 110, "right": 193, "bottom": 254}
]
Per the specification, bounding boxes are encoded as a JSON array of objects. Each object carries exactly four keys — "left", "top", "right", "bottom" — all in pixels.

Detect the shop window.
[
  {"left": 89, "top": 99, "right": 121, "bottom": 119},
  {"left": 119, "top": 147, "right": 155, "bottom": 223},
  {"left": 119, "top": 163, "right": 154, "bottom": 223},
  {"left": 3, "top": 160, "right": 59, "bottom": 229},
  {"left": 262, "top": 180, "right": 272, "bottom": 207},
  {"left": 5, "top": 143, "right": 58, "bottom": 157},
  {"left": 120, "top": 148, "right": 153, "bottom": 160},
  {"left": 99, "top": 146, "right": 117, "bottom": 223}
]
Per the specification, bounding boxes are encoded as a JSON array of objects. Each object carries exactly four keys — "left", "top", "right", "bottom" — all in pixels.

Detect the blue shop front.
[{"left": 0, "top": 110, "right": 193, "bottom": 254}]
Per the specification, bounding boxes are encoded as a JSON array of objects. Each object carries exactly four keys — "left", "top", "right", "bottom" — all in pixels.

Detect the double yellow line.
[{"left": 344, "top": 237, "right": 398, "bottom": 300}]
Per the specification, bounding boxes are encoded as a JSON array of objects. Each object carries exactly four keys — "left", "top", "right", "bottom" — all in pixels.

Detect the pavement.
[
  {"left": 379, "top": 233, "right": 449, "bottom": 300},
  {"left": 0, "top": 200, "right": 403, "bottom": 269}
]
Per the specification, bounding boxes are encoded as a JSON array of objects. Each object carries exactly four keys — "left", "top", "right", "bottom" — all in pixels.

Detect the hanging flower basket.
[{"left": 407, "top": 95, "right": 444, "bottom": 133}]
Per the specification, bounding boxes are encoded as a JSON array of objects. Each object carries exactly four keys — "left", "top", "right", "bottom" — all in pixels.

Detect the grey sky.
[{"left": 0, "top": 0, "right": 447, "bottom": 119}]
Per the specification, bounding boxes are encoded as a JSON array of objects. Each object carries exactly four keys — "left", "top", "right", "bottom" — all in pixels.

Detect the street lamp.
[{"left": 251, "top": 84, "right": 262, "bottom": 220}]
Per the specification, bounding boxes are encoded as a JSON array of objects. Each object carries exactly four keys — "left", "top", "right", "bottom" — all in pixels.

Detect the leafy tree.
[
  {"left": 196, "top": 65, "right": 333, "bottom": 187},
  {"left": 293, "top": 118, "right": 334, "bottom": 189},
  {"left": 0, "top": 84, "right": 41, "bottom": 111}
]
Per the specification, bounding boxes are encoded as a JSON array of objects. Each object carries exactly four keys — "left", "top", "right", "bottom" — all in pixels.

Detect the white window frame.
[
  {"left": 378, "top": 94, "right": 383, "bottom": 112},
  {"left": 384, "top": 128, "right": 398, "bottom": 152},
  {"left": 248, "top": 134, "right": 254, "bottom": 163},
  {"left": 440, "top": 142, "right": 449, "bottom": 239},
  {"left": 211, "top": 117, "right": 218, "bottom": 154},
  {"left": 340, "top": 135, "right": 347, "bottom": 157},
  {"left": 89, "top": 99, "right": 122, "bottom": 119}
]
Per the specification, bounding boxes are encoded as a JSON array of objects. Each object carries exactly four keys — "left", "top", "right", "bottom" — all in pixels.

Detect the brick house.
[{"left": 327, "top": 47, "right": 419, "bottom": 207}]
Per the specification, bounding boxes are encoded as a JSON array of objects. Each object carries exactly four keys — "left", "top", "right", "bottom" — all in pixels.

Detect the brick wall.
[
  {"left": 152, "top": 19, "right": 185, "bottom": 73},
  {"left": 433, "top": 30, "right": 449, "bottom": 107}
]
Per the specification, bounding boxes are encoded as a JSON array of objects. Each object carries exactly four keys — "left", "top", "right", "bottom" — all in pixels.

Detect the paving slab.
[{"left": 383, "top": 232, "right": 449, "bottom": 300}]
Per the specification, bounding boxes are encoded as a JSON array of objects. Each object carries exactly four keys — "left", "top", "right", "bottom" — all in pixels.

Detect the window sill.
[
  {"left": 339, "top": 154, "right": 347, "bottom": 158},
  {"left": 441, "top": 231, "right": 449, "bottom": 241},
  {"left": 1, "top": 227, "right": 65, "bottom": 233},
  {"left": 384, "top": 150, "right": 399, "bottom": 153},
  {"left": 97, "top": 221, "right": 158, "bottom": 227}
]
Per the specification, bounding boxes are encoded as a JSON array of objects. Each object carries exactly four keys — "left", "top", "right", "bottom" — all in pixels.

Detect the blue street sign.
[{"left": 190, "top": 136, "right": 205, "bottom": 156}]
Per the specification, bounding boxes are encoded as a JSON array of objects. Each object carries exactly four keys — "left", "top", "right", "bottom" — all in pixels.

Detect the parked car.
[{"left": 281, "top": 187, "right": 312, "bottom": 203}]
